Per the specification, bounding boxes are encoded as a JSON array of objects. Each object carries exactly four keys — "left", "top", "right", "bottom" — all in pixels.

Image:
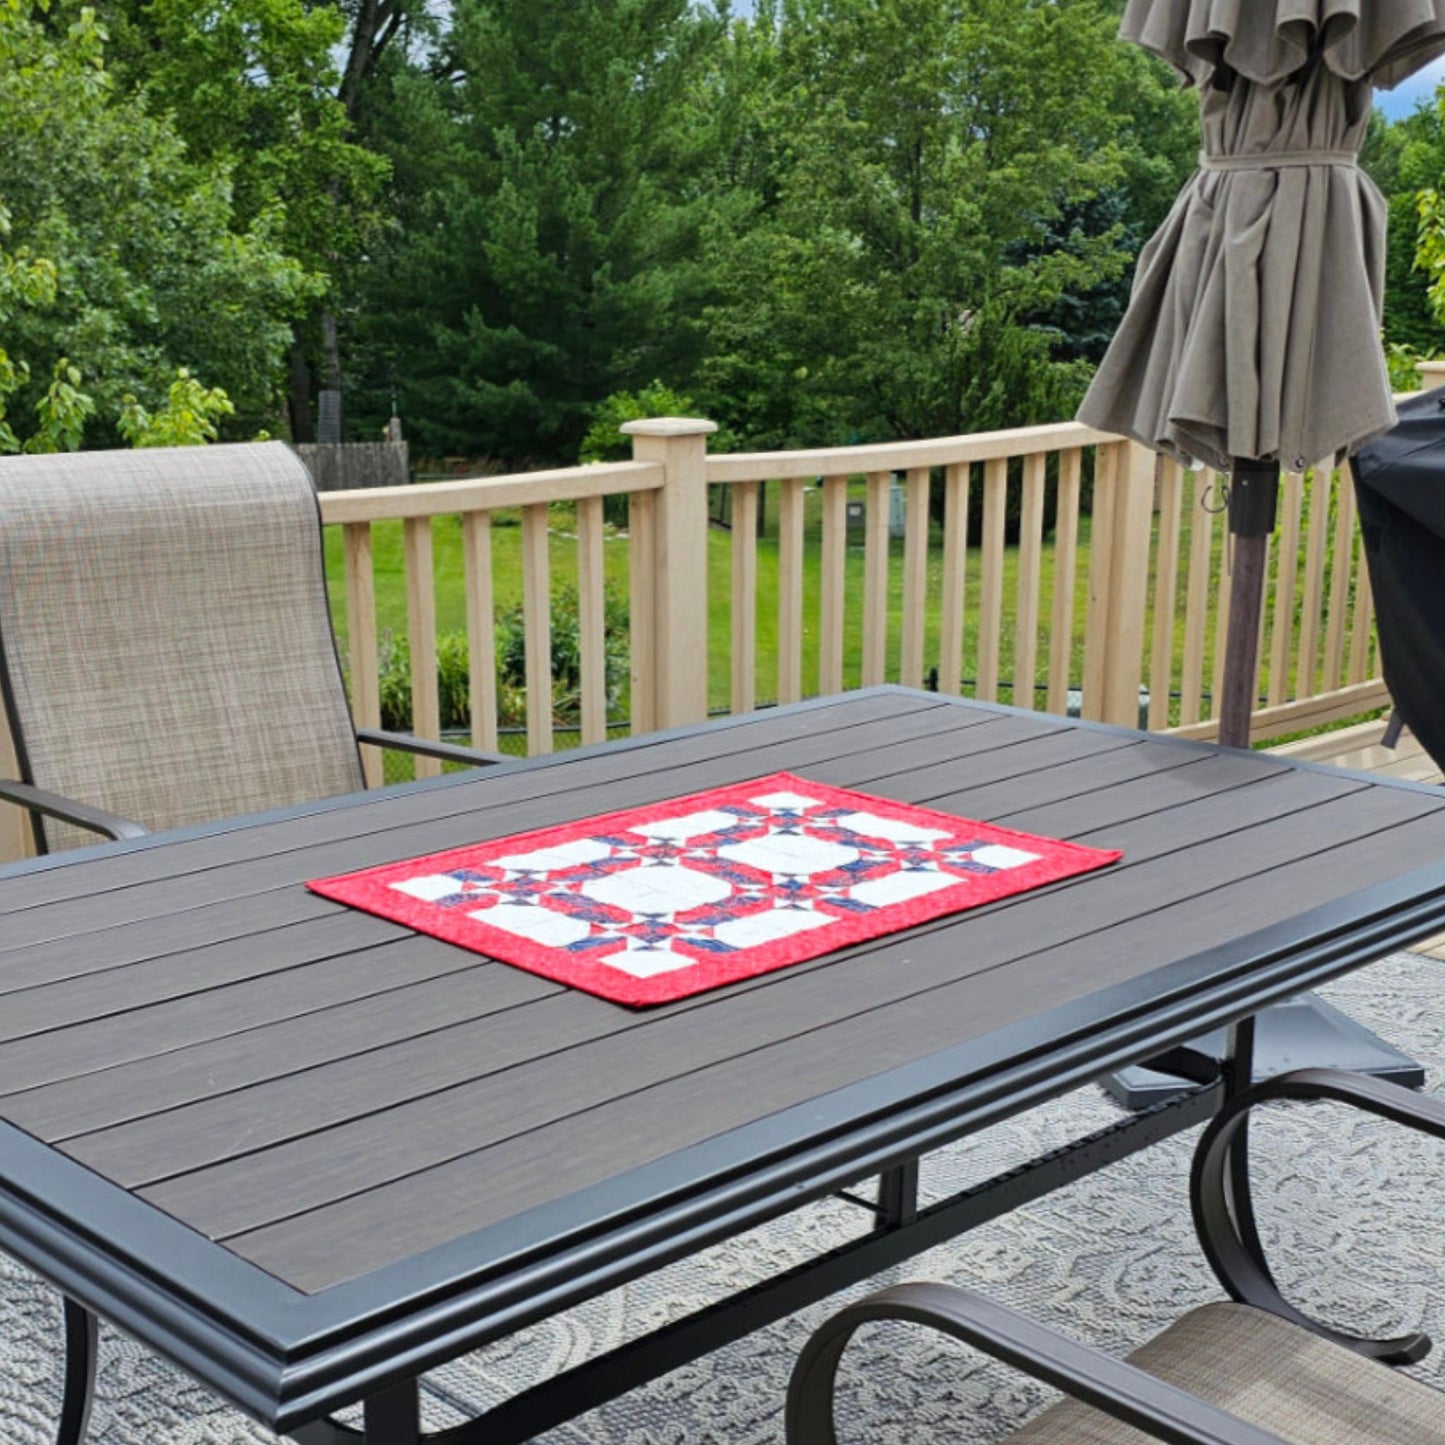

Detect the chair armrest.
[
  {"left": 1192, "top": 1068, "right": 1445, "bottom": 1365},
  {"left": 0, "top": 778, "right": 150, "bottom": 842},
  {"left": 786, "top": 1282, "right": 1285, "bottom": 1445},
  {"left": 354, "top": 728, "right": 509, "bottom": 769}
]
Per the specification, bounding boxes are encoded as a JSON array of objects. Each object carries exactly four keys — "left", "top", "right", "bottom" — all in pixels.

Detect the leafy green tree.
[
  {"left": 0, "top": 0, "right": 314, "bottom": 446},
  {"left": 694, "top": 0, "right": 1195, "bottom": 450},
  {"left": 119, "top": 369, "right": 238, "bottom": 448},
  {"left": 91, "top": 0, "right": 395, "bottom": 437},
  {"left": 345, "top": 0, "right": 727, "bottom": 463},
  {"left": 1367, "top": 105, "right": 1445, "bottom": 362}
]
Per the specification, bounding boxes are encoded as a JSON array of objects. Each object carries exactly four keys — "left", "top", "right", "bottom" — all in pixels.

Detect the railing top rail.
[
  {"left": 704, "top": 421, "right": 1122, "bottom": 484},
  {"left": 318, "top": 459, "right": 665, "bottom": 524}
]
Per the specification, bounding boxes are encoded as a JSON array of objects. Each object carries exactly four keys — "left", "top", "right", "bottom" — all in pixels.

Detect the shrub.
[{"left": 375, "top": 584, "right": 630, "bottom": 732}]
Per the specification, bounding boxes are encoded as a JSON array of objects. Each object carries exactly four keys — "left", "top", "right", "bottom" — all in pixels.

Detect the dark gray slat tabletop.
[
  {"left": 0, "top": 691, "right": 943, "bottom": 921},
  {"left": 0, "top": 887, "right": 334, "bottom": 999},
  {"left": 229, "top": 801, "right": 1445, "bottom": 1294},
  {"left": 33, "top": 734, "right": 1277, "bottom": 1184},
  {"left": 5, "top": 737, "right": 1226, "bottom": 1143},
  {"left": 0, "top": 959, "right": 561, "bottom": 1137},
  {"left": 0, "top": 697, "right": 994, "bottom": 958},
  {"left": 922, "top": 739, "right": 1283, "bottom": 823},
  {"left": 0, "top": 937, "right": 505, "bottom": 1099},
  {"left": 0, "top": 912, "right": 410, "bottom": 1046},
  {"left": 129, "top": 766, "right": 1397, "bottom": 1242},
  {"left": 984, "top": 749, "right": 1291, "bottom": 837}
]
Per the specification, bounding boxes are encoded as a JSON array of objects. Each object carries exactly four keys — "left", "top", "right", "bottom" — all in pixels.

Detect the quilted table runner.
[{"left": 308, "top": 772, "right": 1122, "bottom": 1006}]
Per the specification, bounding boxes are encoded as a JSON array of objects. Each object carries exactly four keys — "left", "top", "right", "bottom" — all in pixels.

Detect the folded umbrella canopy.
[
  {"left": 1078, "top": 0, "right": 1445, "bottom": 747},
  {"left": 1082, "top": 1, "right": 1445, "bottom": 1110}
]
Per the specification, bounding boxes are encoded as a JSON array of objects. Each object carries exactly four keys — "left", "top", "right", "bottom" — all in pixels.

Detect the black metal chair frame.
[{"left": 786, "top": 1066, "right": 1445, "bottom": 1445}]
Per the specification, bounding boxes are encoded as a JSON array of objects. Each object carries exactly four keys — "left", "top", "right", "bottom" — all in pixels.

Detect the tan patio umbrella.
[{"left": 1079, "top": 0, "right": 1445, "bottom": 747}]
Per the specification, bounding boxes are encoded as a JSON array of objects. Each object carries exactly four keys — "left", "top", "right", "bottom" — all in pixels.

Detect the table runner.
[{"left": 307, "top": 772, "right": 1121, "bottom": 1006}]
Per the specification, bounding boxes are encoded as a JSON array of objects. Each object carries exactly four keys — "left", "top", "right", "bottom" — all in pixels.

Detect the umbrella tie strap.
[{"left": 1199, "top": 149, "right": 1358, "bottom": 172}]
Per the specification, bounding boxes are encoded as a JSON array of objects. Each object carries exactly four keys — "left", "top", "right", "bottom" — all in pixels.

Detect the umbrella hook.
[{"left": 1200, "top": 476, "right": 1229, "bottom": 515}]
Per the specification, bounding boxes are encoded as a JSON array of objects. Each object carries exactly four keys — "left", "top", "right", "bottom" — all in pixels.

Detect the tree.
[
  {"left": 0, "top": 0, "right": 315, "bottom": 447},
  {"left": 343, "top": 0, "right": 728, "bottom": 463},
  {"left": 694, "top": 0, "right": 1196, "bottom": 450},
  {"left": 92, "top": 0, "right": 398, "bottom": 438}
]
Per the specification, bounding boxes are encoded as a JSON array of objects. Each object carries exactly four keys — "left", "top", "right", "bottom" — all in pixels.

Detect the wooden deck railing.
[{"left": 0, "top": 410, "right": 1396, "bottom": 865}]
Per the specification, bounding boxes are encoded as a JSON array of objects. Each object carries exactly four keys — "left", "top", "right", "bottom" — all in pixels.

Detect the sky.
[{"left": 1377, "top": 55, "right": 1445, "bottom": 120}]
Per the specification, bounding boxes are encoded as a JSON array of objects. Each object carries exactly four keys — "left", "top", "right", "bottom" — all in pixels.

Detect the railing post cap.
[{"left": 620, "top": 417, "right": 719, "bottom": 439}]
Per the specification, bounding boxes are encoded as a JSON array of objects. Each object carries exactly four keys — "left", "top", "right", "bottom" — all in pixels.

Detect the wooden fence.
[{"left": 296, "top": 440, "right": 410, "bottom": 492}]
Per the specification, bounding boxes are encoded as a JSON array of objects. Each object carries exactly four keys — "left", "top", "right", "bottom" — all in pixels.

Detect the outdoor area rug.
[
  {"left": 4, "top": 951, "right": 1445, "bottom": 1442},
  {"left": 307, "top": 772, "right": 1121, "bottom": 1005}
]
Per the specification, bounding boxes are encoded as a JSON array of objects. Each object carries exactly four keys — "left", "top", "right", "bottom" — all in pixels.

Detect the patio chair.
[
  {"left": 0, "top": 440, "right": 505, "bottom": 855},
  {"left": 787, "top": 1068, "right": 1445, "bottom": 1444}
]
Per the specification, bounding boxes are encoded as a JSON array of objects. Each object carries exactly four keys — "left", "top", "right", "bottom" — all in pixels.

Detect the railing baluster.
[
  {"left": 461, "top": 512, "right": 499, "bottom": 755},
  {"left": 342, "top": 520, "right": 382, "bottom": 787},
  {"left": 403, "top": 516, "right": 441, "bottom": 779},
  {"left": 777, "top": 477, "right": 806, "bottom": 705},
  {"left": 1081, "top": 445, "right": 1117, "bottom": 721},
  {"left": 977, "top": 457, "right": 1007, "bottom": 703},
  {"left": 1295, "top": 460, "right": 1331, "bottom": 703},
  {"left": 1149, "top": 457, "right": 1183, "bottom": 729},
  {"left": 818, "top": 476, "right": 847, "bottom": 696},
  {"left": 522, "top": 502, "right": 553, "bottom": 755},
  {"left": 1180, "top": 469, "right": 1215, "bottom": 727},
  {"left": 1323, "top": 467, "right": 1357, "bottom": 692},
  {"left": 862, "top": 471, "right": 890, "bottom": 687},
  {"left": 576, "top": 496, "right": 608, "bottom": 746},
  {"left": 1014, "top": 453, "right": 1046, "bottom": 711},
  {"left": 730, "top": 482, "right": 758, "bottom": 715},
  {"left": 1348, "top": 531, "right": 1375, "bottom": 685},
  {"left": 938, "top": 462, "right": 971, "bottom": 697},
  {"left": 1211, "top": 512, "right": 1235, "bottom": 723},
  {"left": 1047, "top": 449, "right": 1082, "bottom": 716},
  {"left": 1267, "top": 470, "right": 1304, "bottom": 708},
  {"left": 629, "top": 489, "right": 658, "bottom": 736},
  {"left": 900, "top": 468, "right": 930, "bottom": 689}
]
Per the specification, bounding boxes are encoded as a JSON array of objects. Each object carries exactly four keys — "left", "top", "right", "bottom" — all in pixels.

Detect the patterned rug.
[{"left": 5, "top": 952, "right": 1445, "bottom": 1443}]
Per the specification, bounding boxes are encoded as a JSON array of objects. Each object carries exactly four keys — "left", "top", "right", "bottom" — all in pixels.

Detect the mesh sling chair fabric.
[
  {"left": 0, "top": 443, "right": 365, "bottom": 853},
  {"left": 786, "top": 1068, "right": 1445, "bottom": 1444},
  {"left": 1008, "top": 1304, "right": 1445, "bottom": 1443}
]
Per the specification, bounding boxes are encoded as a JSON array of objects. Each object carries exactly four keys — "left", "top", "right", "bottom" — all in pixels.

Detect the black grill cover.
[{"left": 1350, "top": 387, "right": 1445, "bottom": 774}]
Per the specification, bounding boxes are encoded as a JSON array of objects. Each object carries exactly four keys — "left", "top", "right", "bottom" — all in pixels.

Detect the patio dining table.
[{"left": 4, "top": 686, "right": 1445, "bottom": 1444}]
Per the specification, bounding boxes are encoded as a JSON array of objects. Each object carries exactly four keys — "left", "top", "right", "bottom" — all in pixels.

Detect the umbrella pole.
[{"left": 1217, "top": 459, "right": 1280, "bottom": 749}]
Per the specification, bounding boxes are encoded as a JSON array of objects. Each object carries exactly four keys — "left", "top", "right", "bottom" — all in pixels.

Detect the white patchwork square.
[
  {"left": 391, "top": 873, "right": 473, "bottom": 903},
  {"left": 469, "top": 903, "right": 593, "bottom": 949},
  {"left": 492, "top": 838, "right": 616, "bottom": 874},
  {"left": 849, "top": 869, "right": 960, "bottom": 908},
  {"left": 599, "top": 942, "right": 698, "bottom": 978},
  {"left": 719, "top": 833, "right": 858, "bottom": 877},
  {"left": 713, "top": 908, "right": 835, "bottom": 949},
  {"left": 750, "top": 791, "right": 823, "bottom": 812},
  {"left": 630, "top": 809, "right": 738, "bottom": 842},
  {"left": 833, "top": 811, "right": 952, "bottom": 846},
  {"left": 970, "top": 844, "right": 1040, "bottom": 870}
]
